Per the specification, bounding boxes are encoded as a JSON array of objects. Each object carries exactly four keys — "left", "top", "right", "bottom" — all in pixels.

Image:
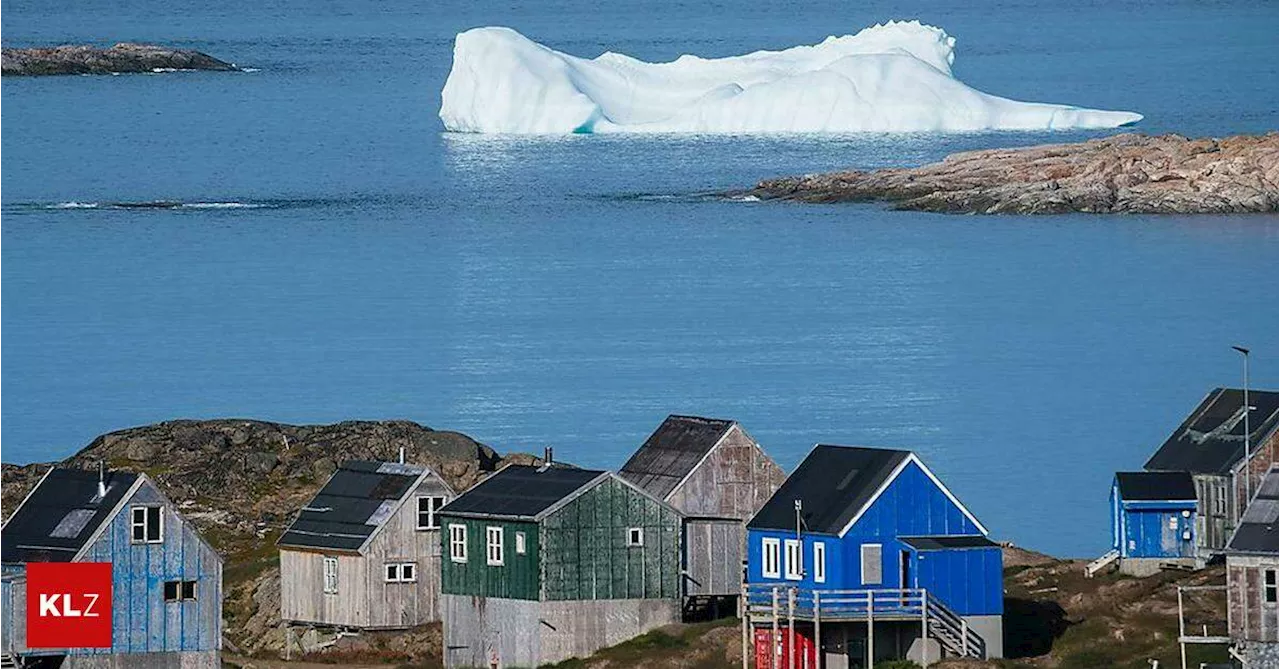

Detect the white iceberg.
[{"left": 439, "top": 22, "right": 1142, "bottom": 134}]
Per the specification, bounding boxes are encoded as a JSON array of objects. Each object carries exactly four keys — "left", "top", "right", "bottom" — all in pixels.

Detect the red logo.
[{"left": 26, "top": 562, "right": 113, "bottom": 649}]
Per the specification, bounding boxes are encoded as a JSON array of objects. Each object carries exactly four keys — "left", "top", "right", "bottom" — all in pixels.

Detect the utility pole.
[{"left": 1233, "top": 345, "right": 1251, "bottom": 517}]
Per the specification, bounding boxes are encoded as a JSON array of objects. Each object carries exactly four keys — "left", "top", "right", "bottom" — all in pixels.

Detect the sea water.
[{"left": 2, "top": 0, "right": 1276, "bottom": 556}]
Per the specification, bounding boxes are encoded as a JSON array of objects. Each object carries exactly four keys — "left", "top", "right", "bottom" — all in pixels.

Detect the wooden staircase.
[{"left": 1085, "top": 549, "right": 1120, "bottom": 577}]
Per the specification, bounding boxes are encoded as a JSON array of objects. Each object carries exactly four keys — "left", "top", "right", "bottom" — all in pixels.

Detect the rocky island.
[
  {"left": 745, "top": 133, "right": 1278, "bottom": 214},
  {"left": 2, "top": 43, "right": 239, "bottom": 76}
]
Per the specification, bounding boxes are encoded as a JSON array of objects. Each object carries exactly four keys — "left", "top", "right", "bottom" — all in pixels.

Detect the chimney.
[
  {"left": 399, "top": 445, "right": 406, "bottom": 465},
  {"left": 97, "top": 461, "right": 107, "bottom": 499},
  {"left": 544, "top": 446, "right": 553, "bottom": 466}
]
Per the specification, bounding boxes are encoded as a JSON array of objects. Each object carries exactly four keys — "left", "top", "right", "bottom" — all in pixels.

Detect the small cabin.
[
  {"left": 438, "top": 464, "right": 683, "bottom": 668},
  {"left": 618, "top": 415, "right": 785, "bottom": 611},
  {"left": 1224, "top": 464, "right": 1277, "bottom": 667},
  {"left": 1109, "top": 472, "right": 1198, "bottom": 575},
  {"left": 1144, "top": 387, "right": 1279, "bottom": 555},
  {"left": 277, "top": 460, "right": 456, "bottom": 630},
  {"left": 744, "top": 445, "right": 1003, "bottom": 667},
  {"left": 1, "top": 467, "right": 223, "bottom": 669}
]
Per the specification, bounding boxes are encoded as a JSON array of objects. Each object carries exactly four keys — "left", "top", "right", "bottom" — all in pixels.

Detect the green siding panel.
[
  {"left": 542, "top": 478, "right": 680, "bottom": 601},
  {"left": 438, "top": 517, "right": 540, "bottom": 600}
]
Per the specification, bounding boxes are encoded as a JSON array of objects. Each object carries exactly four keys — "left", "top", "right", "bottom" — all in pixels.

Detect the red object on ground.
[{"left": 753, "top": 627, "right": 816, "bottom": 669}]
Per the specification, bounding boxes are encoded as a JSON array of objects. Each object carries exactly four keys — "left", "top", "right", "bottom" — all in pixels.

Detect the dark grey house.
[
  {"left": 1, "top": 467, "right": 223, "bottom": 669},
  {"left": 619, "top": 415, "right": 785, "bottom": 611},
  {"left": 1225, "top": 464, "right": 1277, "bottom": 668}
]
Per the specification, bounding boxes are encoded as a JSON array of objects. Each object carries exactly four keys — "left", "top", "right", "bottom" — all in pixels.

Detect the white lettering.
[
  {"left": 39, "top": 593, "right": 61, "bottom": 617},
  {"left": 61, "top": 595, "right": 81, "bottom": 617},
  {"left": 82, "top": 593, "right": 100, "bottom": 618}
]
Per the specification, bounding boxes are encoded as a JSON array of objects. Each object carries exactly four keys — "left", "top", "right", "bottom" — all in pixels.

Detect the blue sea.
[{"left": 2, "top": 0, "right": 1276, "bottom": 556}]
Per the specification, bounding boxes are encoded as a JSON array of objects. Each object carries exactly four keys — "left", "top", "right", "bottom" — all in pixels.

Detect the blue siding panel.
[{"left": 1111, "top": 479, "right": 1197, "bottom": 559}]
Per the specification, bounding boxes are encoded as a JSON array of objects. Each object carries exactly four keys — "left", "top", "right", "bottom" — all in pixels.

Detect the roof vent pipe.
[
  {"left": 544, "top": 446, "right": 553, "bottom": 465},
  {"left": 97, "top": 461, "right": 107, "bottom": 499},
  {"left": 399, "top": 445, "right": 406, "bottom": 465}
]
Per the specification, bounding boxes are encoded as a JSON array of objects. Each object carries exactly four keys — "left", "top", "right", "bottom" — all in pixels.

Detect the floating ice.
[{"left": 439, "top": 22, "right": 1142, "bottom": 134}]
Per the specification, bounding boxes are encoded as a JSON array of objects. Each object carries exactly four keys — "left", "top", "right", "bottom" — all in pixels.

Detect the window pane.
[
  {"left": 386, "top": 564, "right": 399, "bottom": 581},
  {"left": 146, "top": 507, "right": 161, "bottom": 541},
  {"left": 402, "top": 563, "right": 415, "bottom": 581},
  {"left": 182, "top": 581, "right": 196, "bottom": 600},
  {"left": 861, "top": 544, "right": 882, "bottom": 585},
  {"left": 164, "top": 581, "right": 179, "bottom": 601}
]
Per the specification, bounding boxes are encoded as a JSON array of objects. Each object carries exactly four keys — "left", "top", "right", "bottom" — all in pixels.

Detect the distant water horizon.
[{"left": 2, "top": 0, "right": 1276, "bottom": 557}]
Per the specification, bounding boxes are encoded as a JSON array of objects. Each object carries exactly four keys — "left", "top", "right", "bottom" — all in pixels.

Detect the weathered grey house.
[
  {"left": 1144, "top": 387, "right": 1279, "bottom": 556},
  {"left": 618, "top": 415, "right": 785, "bottom": 612},
  {"left": 438, "top": 464, "right": 683, "bottom": 668},
  {"left": 277, "top": 460, "right": 456, "bottom": 630},
  {"left": 1225, "top": 464, "right": 1277, "bottom": 669},
  {"left": 1, "top": 467, "right": 223, "bottom": 669}
]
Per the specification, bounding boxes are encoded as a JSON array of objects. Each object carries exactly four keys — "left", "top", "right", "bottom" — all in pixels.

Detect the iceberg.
[{"left": 439, "top": 22, "right": 1142, "bottom": 134}]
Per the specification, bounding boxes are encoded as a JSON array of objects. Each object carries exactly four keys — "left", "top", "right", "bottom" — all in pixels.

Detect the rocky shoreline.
[
  {"left": 2, "top": 43, "right": 239, "bottom": 76},
  {"left": 744, "top": 133, "right": 1278, "bottom": 214}
]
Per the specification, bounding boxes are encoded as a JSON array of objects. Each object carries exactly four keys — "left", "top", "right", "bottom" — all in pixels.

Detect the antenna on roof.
[
  {"left": 399, "top": 445, "right": 406, "bottom": 465},
  {"left": 97, "top": 461, "right": 107, "bottom": 498}
]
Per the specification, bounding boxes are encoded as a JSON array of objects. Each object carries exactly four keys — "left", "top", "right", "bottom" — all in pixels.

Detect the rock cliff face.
[
  {"left": 2, "top": 43, "right": 238, "bottom": 76},
  {"left": 747, "top": 133, "right": 1278, "bottom": 214}
]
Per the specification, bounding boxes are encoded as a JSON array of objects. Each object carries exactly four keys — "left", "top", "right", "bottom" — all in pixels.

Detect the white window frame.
[
  {"left": 515, "top": 531, "right": 527, "bottom": 555},
  {"left": 813, "top": 542, "right": 826, "bottom": 584},
  {"left": 627, "top": 527, "right": 644, "bottom": 547},
  {"left": 449, "top": 524, "right": 468, "bottom": 563},
  {"left": 322, "top": 556, "right": 338, "bottom": 594},
  {"left": 385, "top": 563, "right": 400, "bottom": 582},
  {"left": 486, "top": 526, "right": 505, "bottom": 566},
  {"left": 1266, "top": 569, "right": 1277, "bottom": 605},
  {"left": 384, "top": 561, "right": 418, "bottom": 583},
  {"left": 131, "top": 506, "right": 163, "bottom": 544},
  {"left": 761, "top": 538, "right": 781, "bottom": 579},
  {"left": 416, "top": 495, "right": 447, "bottom": 530},
  {"left": 860, "top": 543, "right": 882, "bottom": 585},
  {"left": 784, "top": 539, "right": 803, "bottom": 580}
]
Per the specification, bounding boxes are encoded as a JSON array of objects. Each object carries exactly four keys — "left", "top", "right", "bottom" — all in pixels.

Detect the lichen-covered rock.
[
  {"left": 2, "top": 43, "right": 239, "bottom": 76},
  {"left": 747, "top": 133, "right": 1278, "bottom": 214}
]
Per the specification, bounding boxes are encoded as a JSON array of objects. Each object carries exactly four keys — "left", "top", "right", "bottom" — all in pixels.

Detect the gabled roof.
[
  {"left": 1145, "top": 388, "right": 1279, "bottom": 475},
  {"left": 746, "top": 445, "right": 902, "bottom": 535},
  {"left": 1114, "top": 471, "right": 1197, "bottom": 502},
  {"left": 900, "top": 535, "right": 998, "bottom": 551},
  {"left": 618, "top": 415, "right": 736, "bottom": 500},
  {"left": 1, "top": 468, "right": 140, "bottom": 564},
  {"left": 278, "top": 460, "right": 430, "bottom": 553},
  {"left": 439, "top": 465, "right": 606, "bottom": 520},
  {"left": 1226, "top": 465, "right": 1278, "bottom": 554}
]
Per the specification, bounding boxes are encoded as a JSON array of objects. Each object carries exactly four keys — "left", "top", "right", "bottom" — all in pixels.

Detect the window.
[
  {"left": 416, "top": 496, "right": 447, "bottom": 530},
  {"left": 860, "top": 544, "right": 882, "bottom": 585},
  {"left": 384, "top": 562, "right": 418, "bottom": 582},
  {"left": 515, "top": 531, "right": 527, "bottom": 555},
  {"left": 486, "top": 526, "right": 504, "bottom": 566},
  {"left": 1266, "top": 569, "right": 1277, "bottom": 605},
  {"left": 163, "top": 580, "right": 197, "bottom": 602},
  {"left": 627, "top": 528, "right": 644, "bottom": 547},
  {"left": 131, "top": 506, "right": 163, "bottom": 543},
  {"left": 323, "top": 557, "right": 338, "bottom": 594},
  {"left": 761, "top": 538, "right": 780, "bottom": 578},
  {"left": 784, "top": 539, "right": 803, "bottom": 580},
  {"left": 813, "top": 542, "right": 826, "bottom": 583},
  {"left": 449, "top": 524, "right": 468, "bottom": 563}
]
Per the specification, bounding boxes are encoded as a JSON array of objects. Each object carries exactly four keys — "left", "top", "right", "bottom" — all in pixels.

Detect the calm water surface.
[{"left": 3, "top": 0, "right": 1276, "bottom": 555}]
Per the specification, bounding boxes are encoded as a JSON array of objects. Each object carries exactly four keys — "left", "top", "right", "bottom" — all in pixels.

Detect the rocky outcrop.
[
  {"left": 746, "top": 133, "right": 1278, "bottom": 214},
  {"left": 2, "top": 43, "right": 238, "bottom": 76}
]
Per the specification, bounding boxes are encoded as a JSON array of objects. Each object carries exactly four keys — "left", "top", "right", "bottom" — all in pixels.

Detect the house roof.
[
  {"left": 1145, "top": 388, "right": 1279, "bottom": 475},
  {"left": 900, "top": 535, "right": 999, "bottom": 551},
  {"left": 1226, "top": 465, "right": 1278, "bottom": 554},
  {"left": 439, "top": 464, "right": 606, "bottom": 520},
  {"left": 1114, "top": 471, "right": 1197, "bottom": 502},
  {"left": 278, "top": 460, "right": 427, "bottom": 552},
  {"left": 748, "top": 445, "right": 911, "bottom": 535},
  {"left": 1, "top": 468, "right": 139, "bottom": 563},
  {"left": 618, "top": 415, "right": 736, "bottom": 500}
]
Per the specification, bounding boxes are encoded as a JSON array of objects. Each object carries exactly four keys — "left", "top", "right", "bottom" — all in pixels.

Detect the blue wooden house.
[
  {"left": 744, "top": 445, "right": 1002, "bottom": 668},
  {"left": 1, "top": 467, "right": 222, "bottom": 669},
  {"left": 1108, "top": 472, "right": 1198, "bottom": 576}
]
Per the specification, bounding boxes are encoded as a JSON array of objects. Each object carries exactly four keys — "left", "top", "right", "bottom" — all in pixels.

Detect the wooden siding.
[
  {"left": 542, "top": 477, "right": 681, "bottom": 601},
  {"left": 1227, "top": 555, "right": 1279, "bottom": 643},
  {"left": 665, "top": 425, "right": 785, "bottom": 520},
  {"left": 280, "top": 472, "right": 452, "bottom": 628},
  {"left": 1235, "top": 428, "right": 1279, "bottom": 519},
  {"left": 683, "top": 518, "right": 742, "bottom": 596},
  {"left": 438, "top": 518, "right": 540, "bottom": 600},
  {"left": 1193, "top": 474, "right": 1232, "bottom": 551},
  {"left": 75, "top": 480, "right": 222, "bottom": 657}
]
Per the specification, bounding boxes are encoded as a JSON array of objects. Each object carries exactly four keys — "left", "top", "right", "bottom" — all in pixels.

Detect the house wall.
[
  {"left": 74, "top": 480, "right": 222, "bottom": 658},
  {"left": 439, "top": 517, "right": 540, "bottom": 600},
  {"left": 1114, "top": 500, "right": 1196, "bottom": 559},
  {"left": 1234, "top": 428, "right": 1278, "bottom": 518},
  {"left": 745, "top": 530, "right": 843, "bottom": 590},
  {"left": 281, "top": 473, "right": 453, "bottom": 628},
  {"left": 683, "top": 518, "right": 743, "bottom": 597},
  {"left": 665, "top": 425, "right": 786, "bottom": 521},
  {"left": 542, "top": 477, "right": 682, "bottom": 601},
  {"left": 913, "top": 547, "right": 1003, "bottom": 616},
  {"left": 1227, "top": 554, "right": 1278, "bottom": 643},
  {"left": 1193, "top": 474, "right": 1232, "bottom": 551}
]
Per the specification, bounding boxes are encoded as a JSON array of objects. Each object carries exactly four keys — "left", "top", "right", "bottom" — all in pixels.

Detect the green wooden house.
[{"left": 438, "top": 463, "right": 683, "bottom": 668}]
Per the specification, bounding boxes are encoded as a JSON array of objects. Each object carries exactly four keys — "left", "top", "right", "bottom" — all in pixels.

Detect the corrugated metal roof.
[
  {"left": 278, "top": 460, "right": 423, "bottom": 552},
  {"left": 1115, "top": 471, "right": 1197, "bottom": 501},
  {"left": 748, "top": 445, "right": 910, "bottom": 535},
  {"left": 439, "top": 465, "right": 604, "bottom": 519},
  {"left": 1227, "top": 466, "right": 1278, "bottom": 554},
  {"left": 1, "top": 468, "right": 139, "bottom": 563},
  {"left": 1145, "top": 388, "right": 1279, "bottom": 475},
  {"left": 900, "top": 535, "right": 998, "bottom": 550},
  {"left": 618, "top": 415, "right": 734, "bottom": 500}
]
